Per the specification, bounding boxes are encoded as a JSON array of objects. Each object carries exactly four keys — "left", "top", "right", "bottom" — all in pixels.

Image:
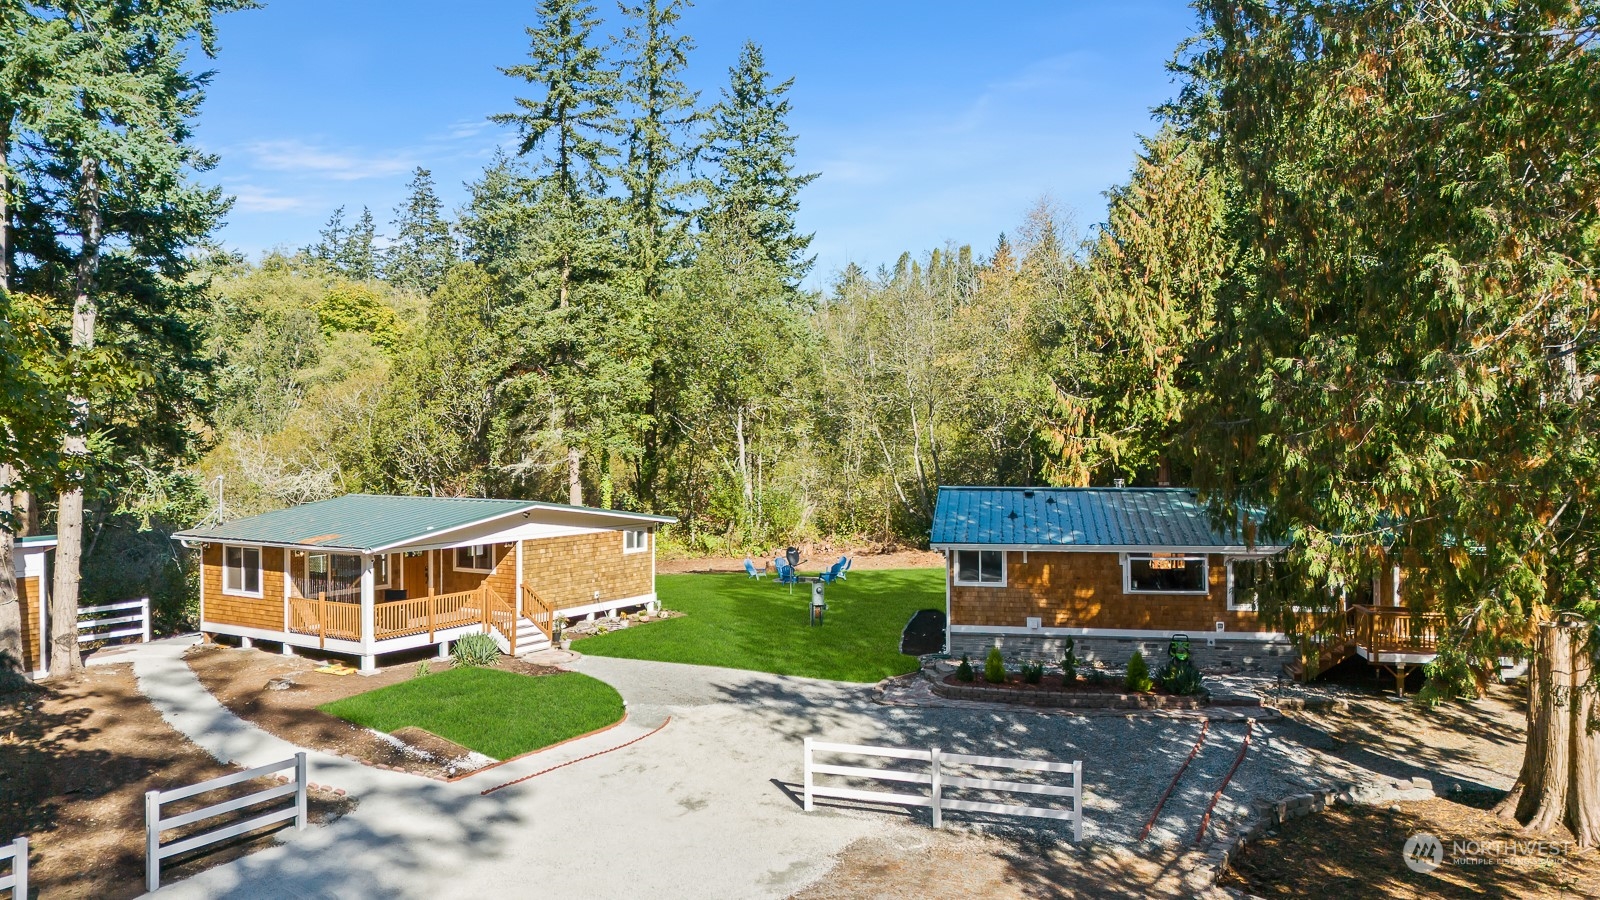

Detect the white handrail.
[{"left": 145, "top": 753, "right": 307, "bottom": 892}]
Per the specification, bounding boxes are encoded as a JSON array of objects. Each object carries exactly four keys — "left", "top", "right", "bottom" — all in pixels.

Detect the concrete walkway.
[{"left": 117, "top": 640, "right": 896, "bottom": 900}]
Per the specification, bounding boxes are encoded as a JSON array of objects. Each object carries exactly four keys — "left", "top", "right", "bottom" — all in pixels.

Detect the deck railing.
[
  {"left": 285, "top": 583, "right": 552, "bottom": 651},
  {"left": 1348, "top": 604, "right": 1446, "bottom": 653}
]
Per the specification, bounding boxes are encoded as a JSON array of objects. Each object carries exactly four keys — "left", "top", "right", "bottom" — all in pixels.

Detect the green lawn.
[
  {"left": 318, "top": 667, "right": 624, "bottom": 760},
  {"left": 576, "top": 568, "right": 944, "bottom": 682}
]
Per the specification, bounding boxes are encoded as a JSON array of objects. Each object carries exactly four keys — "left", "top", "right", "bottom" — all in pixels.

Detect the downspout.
[{"left": 942, "top": 547, "right": 952, "bottom": 655}]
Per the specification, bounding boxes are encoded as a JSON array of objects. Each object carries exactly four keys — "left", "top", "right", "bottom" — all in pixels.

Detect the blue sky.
[{"left": 199, "top": 1, "right": 1198, "bottom": 286}]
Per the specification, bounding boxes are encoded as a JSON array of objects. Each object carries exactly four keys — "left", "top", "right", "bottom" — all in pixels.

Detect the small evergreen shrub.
[
  {"left": 1060, "top": 637, "right": 1078, "bottom": 681},
  {"left": 452, "top": 633, "right": 500, "bottom": 667},
  {"left": 415, "top": 661, "right": 431, "bottom": 678},
  {"left": 1124, "top": 650, "right": 1154, "bottom": 693},
  {"left": 955, "top": 654, "right": 975, "bottom": 682},
  {"left": 1021, "top": 660, "right": 1044, "bottom": 684},
  {"left": 1159, "top": 657, "right": 1204, "bottom": 696},
  {"left": 984, "top": 646, "right": 1007, "bottom": 684}
]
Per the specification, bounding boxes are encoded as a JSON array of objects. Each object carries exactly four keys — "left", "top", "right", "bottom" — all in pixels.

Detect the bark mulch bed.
[
  {"left": 0, "top": 664, "right": 354, "bottom": 900},
  {"left": 185, "top": 642, "right": 562, "bottom": 779},
  {"left": 1221, "top": 791, "right": 1600, "bottom": 898}
]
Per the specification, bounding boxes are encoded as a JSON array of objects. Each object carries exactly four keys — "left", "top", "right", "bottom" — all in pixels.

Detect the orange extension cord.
[
  {"left": 480, "top": 716, "right": 673, "bottom": 796},
  {"left": 1137, "top": 719, "right": 1210, "bottom": 841},
  {"left": 1195, "top": 718, "right": 1254, "bottom": 845}
]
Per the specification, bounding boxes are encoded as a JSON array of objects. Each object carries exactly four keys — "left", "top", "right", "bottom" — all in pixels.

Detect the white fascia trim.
[
  {"left": 368, "top": 506, "right": 547, "bottom": 554},
  {"left": 1356, "top": 647, "right": 1437, "bottom": 665},
  {"left": 949, "top": 624, "right": 1289, "bottom": 642},
  {"left": 554, "top": 592, "right": 657, "bottom": 620},
  {"left": 932, "top": 542, "right": 1289, "bottom": 555}
]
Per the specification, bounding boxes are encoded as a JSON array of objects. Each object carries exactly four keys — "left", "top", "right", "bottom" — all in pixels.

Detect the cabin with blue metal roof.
[
  {"left": 932, "top": 486, "right": 1308, "bottom": 672},
  {"left": 930, "top": 486, "right": 1432, "bottom": 678},
  {"left": 172, "top": 493, "right": 674, "bottom": 672}
]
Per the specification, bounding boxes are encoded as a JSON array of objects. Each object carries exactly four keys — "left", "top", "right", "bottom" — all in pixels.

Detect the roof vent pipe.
[{"left": 1113, "top": 478, "right": 1126, "bottom": 489}]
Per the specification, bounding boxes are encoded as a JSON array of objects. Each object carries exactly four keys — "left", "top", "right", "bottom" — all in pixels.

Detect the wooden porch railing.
[
  {"left": 1348, "top": 604, "right": 1446, "bottom": 654},
  {"left": 288, "top": 594, "right": 362, "bottom": 648},
  {"left": 286, "top": 584, "right": 552, "bottom": 652},
  {"left": 483, "top": 585, "right": 518, "bottom": 655},
  {"left": 521, "top": 585, "right": 556, "bottom": 643}
]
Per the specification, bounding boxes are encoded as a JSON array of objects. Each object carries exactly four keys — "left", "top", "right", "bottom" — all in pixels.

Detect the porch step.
[{"left": 510, "top": 617, "right": 552, "bottom": 656}]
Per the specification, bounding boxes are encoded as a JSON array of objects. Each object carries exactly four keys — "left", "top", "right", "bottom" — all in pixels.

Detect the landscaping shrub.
[
  {"left": 1060, "top": 637, "right": 1078, "bottom": 681},
  {"left": 1159, "top": 657, "right": 1204, "bottom": 696},
  {"left": 984, "top": 647, "right": 1006, "bottom": 684},
  {"left": 452, "top": 633, "right": 500, "bottom": 667},
  {"left": 955, "top": 654, "right": 975, "bottom": 682},
  {"left": 1021, "top": 660, "right": 1044, "bottom": 684},
  {"left": 1124, "top": 650, "right": 1153, "bottom": 692}
]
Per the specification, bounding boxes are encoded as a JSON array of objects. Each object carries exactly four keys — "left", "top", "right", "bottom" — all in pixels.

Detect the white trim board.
[
  {"left": 553, "top": 592, "right": 658, "bottom": 621},
  {"left": 933, "top": 542, "right": 1288, "bottom": 555},
  {"left": 949, "top": 624, "right": 1289, "bottom": 642},
  {"left": 200, "top": 621, "right": 486, "bottom": 656}
]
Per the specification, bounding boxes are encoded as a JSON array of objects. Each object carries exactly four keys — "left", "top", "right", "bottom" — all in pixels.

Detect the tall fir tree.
[
  {"left": 19, "top": 0, "right": 246, "bottom": 674},
  {"left": 384, "top": 167, "right": 456, "bottom": 294},
  {"left": 701, "top": 41, "right": 818, "bottom": 289},
  {"left": 492, "top": 0, "right": 625, "bottom": 504},
  {"left": 618, "top": 0, "right": 700, "bottom": 508},
  {"left": 340, "top": 206, "right": 379, "bottom": 280}
]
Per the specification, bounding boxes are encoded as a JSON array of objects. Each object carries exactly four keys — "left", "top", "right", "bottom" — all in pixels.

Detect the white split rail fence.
[
  {"left": 77, "top": 597, "right": 151, "bottom": 645},
  {"left": 0, "top": 837, "right": 26, "bottom": 898},
  {"left": 802, "top": 738, "right": 1084, "bottom": 841},
  {"left": 145, "top": 752, "right": 308, "bottom": 892}
]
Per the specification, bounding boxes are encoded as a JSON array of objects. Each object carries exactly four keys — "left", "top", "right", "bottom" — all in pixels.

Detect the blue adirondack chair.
[
  {"left": 775, "top": 563, "right": 800, "bottom": 592},
  {"left": 836, "top": 556, "right": 853, "bottom": 580},
  {"left": 744, "top": 558, "right": 765, "bottom": 579},
  {"left": 817, "top": 559, "right": 846, "bottom": 584}
]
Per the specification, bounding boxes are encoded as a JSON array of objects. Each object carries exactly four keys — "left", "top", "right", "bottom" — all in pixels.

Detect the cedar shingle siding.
[
  {"left": 521, "top": 530, "right": 652, "bottom": 612},
  {"left": 17, "top": 574, "right": 42, "bottom": 671},
  {"left": 950, "top": 550, "right": 1259, "bottom": 633},
  {"left": 202, "top": 544, "right": 287, "bottom": 631}
]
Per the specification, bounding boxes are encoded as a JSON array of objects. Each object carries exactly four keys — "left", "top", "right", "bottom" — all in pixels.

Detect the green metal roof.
[
  {"left": 172, "top": 494, "right": 672, "bottom": 553},
  {"left": 16, "top": 534, "right": 56, "bottom": 547}
]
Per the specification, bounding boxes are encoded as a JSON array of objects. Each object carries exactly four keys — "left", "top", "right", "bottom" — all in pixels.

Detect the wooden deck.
[
  {"left": 1294, "top": 604, "right": 1447, "bottom": 692},
  {"left": 286, "top": 583, "right": 556, "bottom": 655}
]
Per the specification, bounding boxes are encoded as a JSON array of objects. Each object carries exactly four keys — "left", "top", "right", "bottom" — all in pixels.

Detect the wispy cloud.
[
  {"left": 227, "top": 184, "right": 313, "bottom": 213},
  {"left": 241, "top": 139, "right": 417, "bottom": 181}
]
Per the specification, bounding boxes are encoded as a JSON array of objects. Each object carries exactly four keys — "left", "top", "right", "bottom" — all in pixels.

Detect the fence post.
[
  {"left": 1072, "top": 760, "right": 1083, "bottom": 843},
  {"left": 802, "top": 738, "right": 813, "bottom": 812},
  {"left": 930, "top": 747, "right": 943, "bottom": 829},
  {"left": 294, "top": 751, "right": 309, "bottom": 830},
  {"left": 141, "top": 597, "right": 152, "bottom": 643},
  {"left": 145, "top": 788, "right": 162, "bottom": 892},
  {"left": 9, "top": 836, "right": 25, "bottom": 899}
]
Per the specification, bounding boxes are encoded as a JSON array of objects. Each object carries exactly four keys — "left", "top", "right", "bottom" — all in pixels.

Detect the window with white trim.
[
  {"left": 454, "top": 544, "right": 494, "bottom": 573},
  {"left": 1227, "top": 557, "right": 1275, "bottom": 610},
  {"left": 954, "top": 549, "right": 1005, "bottom": 586},
  {"left": 222, "top": 545, "right": 262, "bottom": 597},
  {"left": 1123, "top": 553, "right": 1209, "bottom": 594},
  {"left": 372, "top": 553, "right": 392, "bottom": 589},
  {"left": 623, "top": 528, "right": 648, "bottom": 553}
]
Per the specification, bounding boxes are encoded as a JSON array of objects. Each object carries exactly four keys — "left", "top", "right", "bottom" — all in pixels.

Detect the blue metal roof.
[
  {"left": 930, "top": 487, "right": 1275, "bottom": 550},
  {"left": 173, "top": 493, "right": 673, "bottom": 553}
]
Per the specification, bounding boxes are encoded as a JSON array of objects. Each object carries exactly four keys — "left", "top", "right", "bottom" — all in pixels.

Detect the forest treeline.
[{"left": 4, "top": 0, "right": 1600, "bottom": 789}]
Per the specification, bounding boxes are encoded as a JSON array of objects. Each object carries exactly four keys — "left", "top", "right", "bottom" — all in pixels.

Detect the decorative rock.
[
  {"left": 1410, "top": 777, "right": 1432, "bottom": 792},
  {"left": 265, "top": 677, "right": 295, "bottom": 691}
]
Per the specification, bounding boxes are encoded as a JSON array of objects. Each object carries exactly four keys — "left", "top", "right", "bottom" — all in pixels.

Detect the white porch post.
[
  {"left": 515, "top": 539, "right": 524, "bottom": 616},
  {"left": 359, "top": 554, "right": 376, "bottom": 674}
]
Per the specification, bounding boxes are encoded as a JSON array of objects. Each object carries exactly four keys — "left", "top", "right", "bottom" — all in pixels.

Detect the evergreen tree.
[
  {"left": 618, "top": 0, "right": 700, "bottom": 508},
  {"left": 701, "top": 41, "right": 818, "bottom": 288},
  {"left": 384, "top": 167, "right": 457, "bottom": 294},
  {"left": 340, "top": 206, "right": 379, "bottom": 280},
  {"left": 308, "top": 205, "right": 348, "bottom": 268},
  {"left": 18, "top": 0, "right": 247, "bottom": 674}
]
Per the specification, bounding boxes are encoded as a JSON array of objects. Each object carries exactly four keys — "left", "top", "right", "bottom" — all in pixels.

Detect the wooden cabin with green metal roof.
[
  {"left": 930, "top": 486, "right": 1440, "bottom": 678},
  {"left": 173, "top": 493, "right": 674, "bottom": 672}
]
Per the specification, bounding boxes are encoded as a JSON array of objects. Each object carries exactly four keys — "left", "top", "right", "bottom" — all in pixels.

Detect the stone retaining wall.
[
  {"left": 931, "top": 680, "right": 1210, "bottom": 709},
  {"left": 948, "top": 631, "right": 1294, "bottom": 675}
]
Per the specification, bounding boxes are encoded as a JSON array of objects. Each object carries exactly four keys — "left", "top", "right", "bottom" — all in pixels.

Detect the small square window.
[
  {"left": 372, "top": 553, "right": 391, "bottom": 588},
  {"left": 454, "top": 544, "right": 493, "bottom": 573},
  {"left": 954, "top": 549, "right": 1004, "bottom": 586},
  {"left": 623, "top": 529, "right": 648, "bottom": 553},
  {"left": 223, "top": 545, "right": 262, "bottom": 597}
]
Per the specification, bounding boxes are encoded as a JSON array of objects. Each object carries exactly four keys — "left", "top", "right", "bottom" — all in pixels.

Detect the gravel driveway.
[{"left": 149, "top": 650, "right": 1514, "bottom": 899}]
